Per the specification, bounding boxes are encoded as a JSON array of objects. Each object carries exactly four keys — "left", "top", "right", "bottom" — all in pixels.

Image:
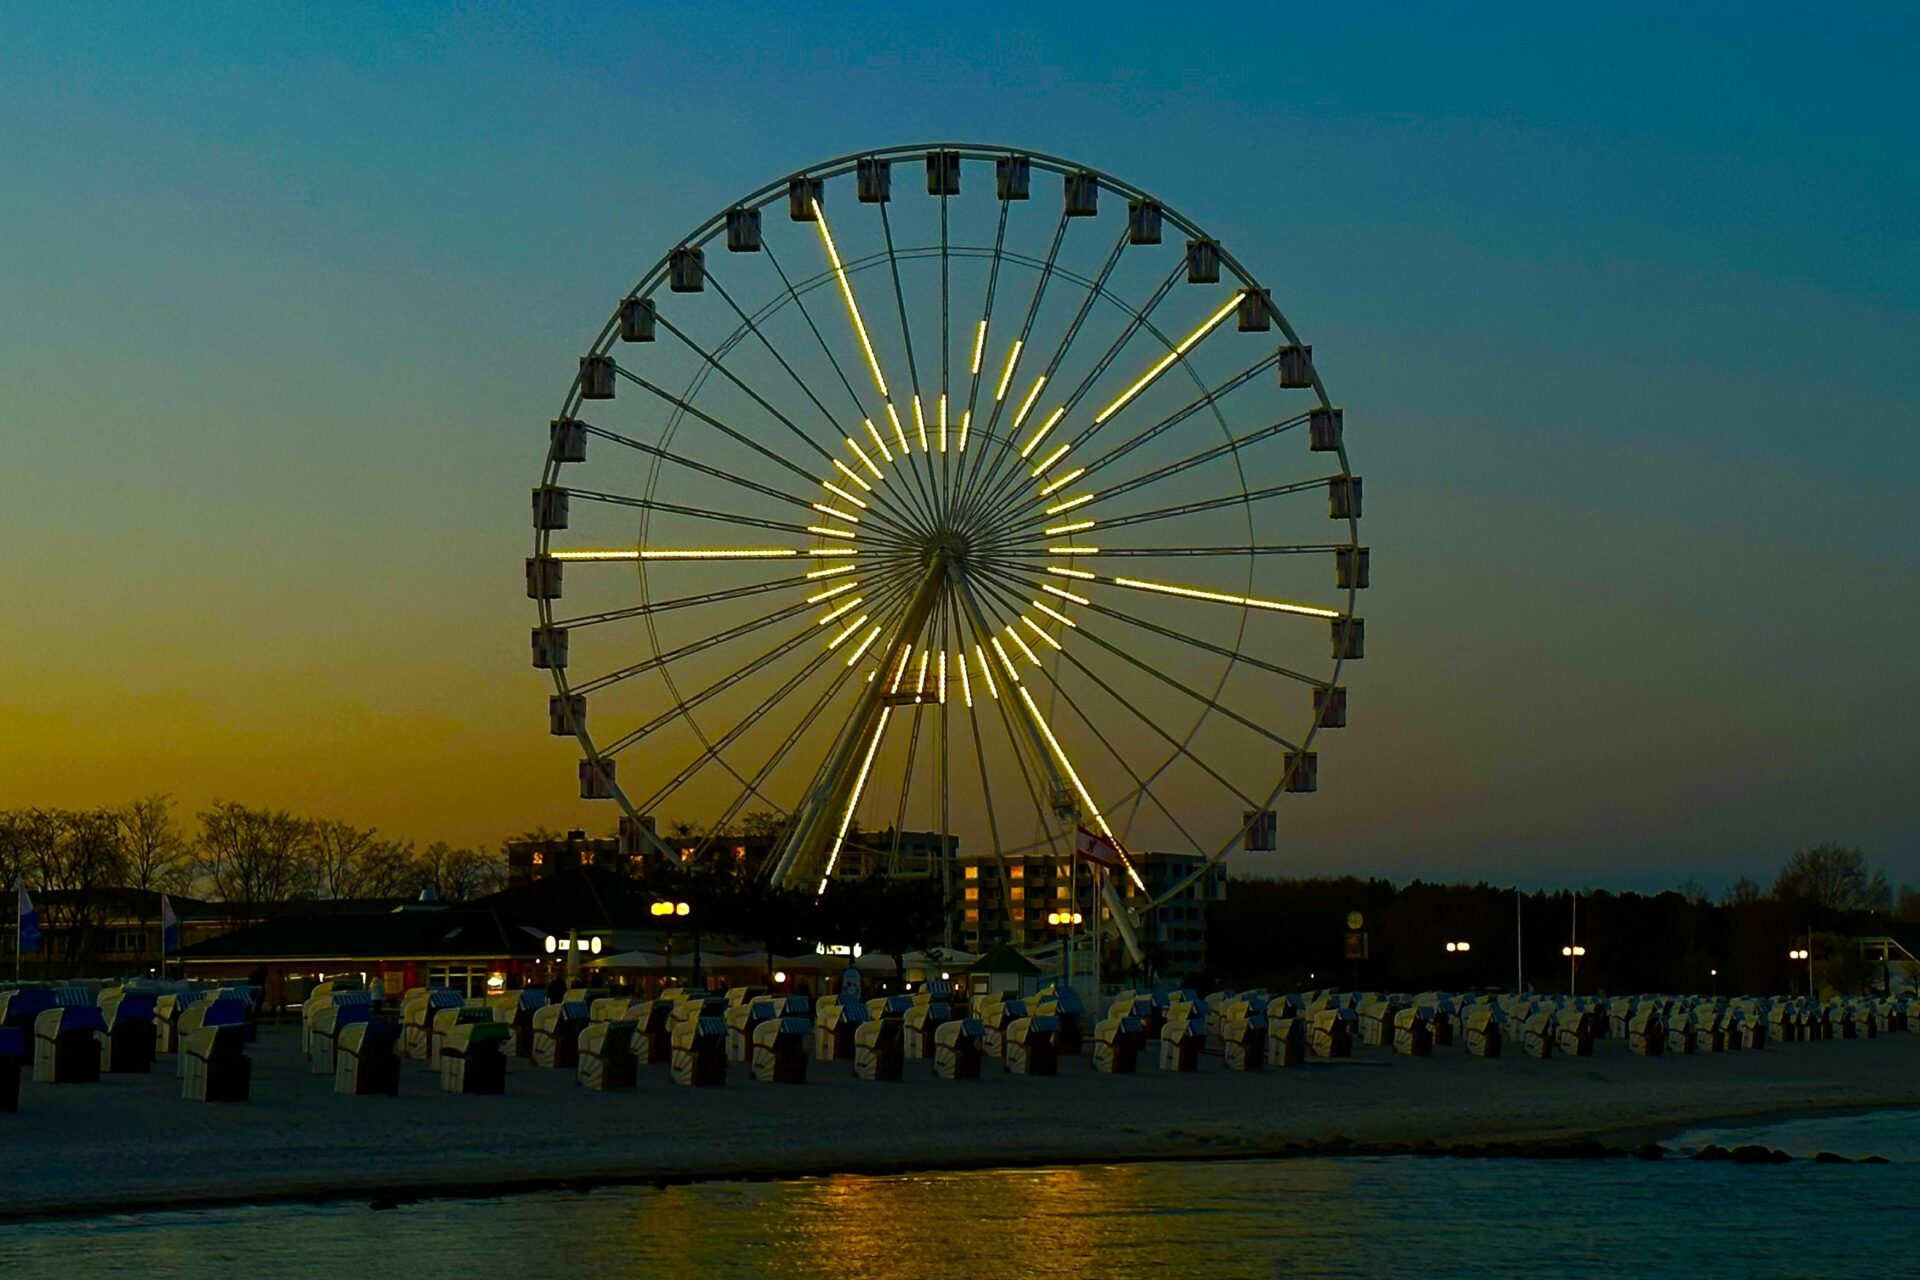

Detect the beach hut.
[
  {"left": 1627, "top": 1006, "right": 1664, "bottom": 1056},
  {"left": 1554, "top": 1008, "right": 1595, "bottom": 1058},
  {"left": 1220, "top": 1001, "right": 1265, "bottom": 1071},
  {"left": 429, "top": 1005, "right": 491, "bottom": 1071},
  {"left": 751, "top": 1015, "right": 810, "bottom": 1083},
  {"left": 670, "top": 1008, "right": 726, "bottom": 1087},
  {"left": 32, "top": 1007, "right": 106, "bottom": 1085},
  {"left": 300, "top": 979, "right": 365, "bottom": 1057},
  {"left": 1463, "top": 1005, "right": 1503, "bottom": 1058},
  {"left": 578, "top": 1020, "right": 639, "bottom": 1090},
  {"left": 902, "top": 999, "right": 951, "bottom": 1059},
  {"left": 1519, "top": 1010, "right": 1555, "bottom": 1058},
  {"left": 1004, "top": 1015, "right": 1059, "bottom": 1076},
  {"left": 440, "top": 1021, "right": 509, "bottom": 1094},
  {"left": 531, "top": 1000, "right": 591, "bottom": 1069},
  {"left": 1267, "top": 1015, "right": 1306, "bottom": 1068},
  {"left": 334, "top": 1020, "right": 401, "bottom": 1097},
  {"left": 725, "top": 998, "right": 774, "bottom": 1064},
  {"left": 490, "top": 988, "right": 548, "bottom": 1058},
  {"left": 815, "top": 995, "right": 868, "bottom": 1062},
  {"left": 100, "top": 992, "right": 159, "bottom": 1074},
  {"left": 965, "top": 943, "right": 1042, "bottom": 999},
  {"left": 977, "top": 996, "right": 1026, "bottom": 1061},
  {"left": 1030, "top": 984, "right": 1086, "bottom": 1055},
  {"left": 309, "top": 1002, "right": 372, "bottom": 1076},
  {"left": 402, "top": 989, "right": 463, "bottom": 1061},
  {"left": 1161, "top": 1008, "right": 1206, "bottom": 1072},
  {"left": 1356, "top": 997, "right": 1401, "bottom": 1048},
  {"left": 631, "top": 998, "right": 674, "bottom": 1066},
  {"left": 152, "top": 991, "right": 201, "bottom": 1055},
  {"left": 854, "top": 1016, "right": 905, "bottom": 1081},
  {"left": 0, "top": 1028, "right": 24, "bottom": 1112},
  {"left": 933, "top": 1017, "right": 984, "bottom": 1079},
  {"left": 1308, "top": 1007, "right": 1353, "bottom": 1060},
  {"left": 1664, "top": 1010, "right": 1696, "bottom": 1055},
  {"left": 1392, "top": 1006, "right": 1433, "bottom": 1057},
  {"left": 1092, "top": 1013, "right": 1143, "bottom": 1074},
  {"left": 181, "top": 1024, "right": 251, "bottom": 1102}
]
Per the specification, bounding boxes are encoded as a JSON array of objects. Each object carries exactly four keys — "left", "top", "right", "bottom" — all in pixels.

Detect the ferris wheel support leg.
[{"left": 769, "top": 554, "right": 950, "bottom": 891}]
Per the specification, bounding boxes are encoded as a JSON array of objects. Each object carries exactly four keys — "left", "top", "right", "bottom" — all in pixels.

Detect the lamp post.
[
  {"left": 652, "top": 900, "right": 690, "bottom": 982},
  {"left": 1047, "top": 910, "right": 1084, "bottom": 988},
  {"left": 1789, "top": 938, "right": 1813, "bottom": 997},
  {"left": 1561, "top": 944, "right": 1587, "bottom": 996}
]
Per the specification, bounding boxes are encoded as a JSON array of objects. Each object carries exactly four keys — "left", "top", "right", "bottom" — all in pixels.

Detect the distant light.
[
  {"left": 590, "top": 936, "right": 603, "bottom": 956},
  {"left": 941, "top": 972, "right": 950, "bottom": 980},
  {"left": 674, "top": 902, "right": 690, "bottom": 917},
  {"left": 544, "top": 935, "right": 558, "bottom": 954},
  {"left": 487, "top": 973, "right": 506, "bottom": 990},
  {"left": 774, "top": 970, "right": 788, "bottom": 984}
]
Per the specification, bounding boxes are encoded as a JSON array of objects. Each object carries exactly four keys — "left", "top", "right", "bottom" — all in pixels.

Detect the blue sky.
[{"left": 1, "top": 3, "right": 1914, "bottom": 890}]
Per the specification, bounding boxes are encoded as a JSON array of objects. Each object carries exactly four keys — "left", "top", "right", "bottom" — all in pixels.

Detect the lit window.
[
  {"left": 964, "top": 909, "right": 979, "bottom": 923},
  {"left": 1056, "top": 886, "right": 1069, "bottom": 899},
  {"left": 964, "top": 865, "right": 978, "bottom": 880},
  {"left": 531, "top": 851, "right": 544, "bottom": 867},
  {"left": 964, "top": 887, "right": 979, "bottom": 901},
  {"left": 1009, "top": 864, "right": 1024, "bottom": 879},
  {"left": 579, "top": 850, "right": 591, "bottom": 865},
  {"left": 1010, "top": 886, "right": 1025, "bottom": 901}
]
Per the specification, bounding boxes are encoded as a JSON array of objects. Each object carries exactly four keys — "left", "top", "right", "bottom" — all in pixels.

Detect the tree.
[
  {"left": 729, "top": 879, "right": 815, "bottom": 982},
  {"left": 1772, "top": 843, "right": 1891, "bottom": 914},
  {"left": 116, "top": 795, "right": 193, "bottom": 897},
  {"left": 198, "top": 802, "right": 315, "bottom": 914},
  {"left": 0, "top": 808, "right": 62, "bottom": 891},
  {"left": 308, "top": 818, "right": 383, "bottom": 899},
  {"left": 1721, "top": 876, "right": 1762, "bottom": 907},
  {"left": 739, "top": 810, "right": 785, "bottom": 841},
  {"left": 35, "top": 808, "right": 128, "bottom": 968},
  {"left": 829, "top": 875, "right": 945, "bottom": 982},
  {"left": 1897, "top": 885, "right": 1920, "bottom": 925},
  {"left": 414, "top": 842, "right": 502, "bottom": 902}
]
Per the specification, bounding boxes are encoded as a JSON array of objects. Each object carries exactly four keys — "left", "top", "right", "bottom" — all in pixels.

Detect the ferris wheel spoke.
[
  {"left": 956, "top": 198, "right": 1013, "bottom": 466},
  {"left": 570, "top": 595, "right": 821, "bottom": 696},
  {"left": 1070, "top": 353, "right": 1283, "bottom": 488},
  {"left": 956, "top": 225, "right": 1140, "bottom": 525},
  {"left": 578, "top": 422, "right": 825, "bottom": 517},
  {"left": 981, "top": 557, "right": 1328, "bottom": 686},
  {"left": 651, "top": 312, "right": 842, "bottom": 470},
  {"left": 599, "top": 624, "right": 824, "bottom": 757},
  {"left": 561, "top": 487, "right": 816, "bottom": 537},
  {"left": 967, "top": 568, "right": 1261, "bottom": 813},
  {"left": 969, "top": 559, "right": 1301, "bottom": 753},
  {"left": 552, "top": 571, "right": 816, "bottom": 629},
  {"left": 611, "top": 365, "right": 828, "bottom": 490},
  {"left": 987, "top": 543, "right": 1343, "bottom": 559}
]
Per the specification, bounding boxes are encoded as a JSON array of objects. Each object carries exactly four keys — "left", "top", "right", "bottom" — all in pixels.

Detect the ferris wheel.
[{"left": 528, "top": 144, "right": 1365, "bottom": 962}]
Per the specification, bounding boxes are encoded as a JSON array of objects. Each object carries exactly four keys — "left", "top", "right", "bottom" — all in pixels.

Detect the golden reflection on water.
[{"left": 612, "top": 1160, "right": 1365, "bottom": 1280}]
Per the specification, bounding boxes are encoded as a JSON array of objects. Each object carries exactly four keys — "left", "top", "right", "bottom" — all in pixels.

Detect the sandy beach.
[{"left": 6, "top": 1024, "right": 1918, "bottom": 1220}]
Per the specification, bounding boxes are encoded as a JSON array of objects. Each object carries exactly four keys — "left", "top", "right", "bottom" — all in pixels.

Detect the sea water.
[{"left": 6, "top": 1110, "right": 1915, "bottom": 1279}]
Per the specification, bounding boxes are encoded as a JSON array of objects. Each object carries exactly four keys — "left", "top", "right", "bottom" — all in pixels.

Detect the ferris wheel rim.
[{"left": 531, "top": 142, "right": 1364, "bottom": 917}]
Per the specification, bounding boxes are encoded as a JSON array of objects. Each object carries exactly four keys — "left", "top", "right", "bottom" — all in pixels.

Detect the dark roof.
[
  {"left": 26, "top": 888, "right": 217, "bottom": 918},
  {"left": 967, "top": 943, "right": 1042, "bottom": 977},
  {"left": 470, "top": 867, "right": 659, "bottom": 932},
  {"left": 177, "top": 907, "right": 540, "bottom": 964}
]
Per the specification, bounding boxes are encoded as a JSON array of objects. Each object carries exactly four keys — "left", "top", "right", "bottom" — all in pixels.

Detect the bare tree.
[
  {"left": 0, "top": 808, "right": 63, "bottom": 890},
  {"left": 117, "top": 795, "right": 193, "bottom": 896},
  {"left": 1772, "top": 843, "right": 1892, "bottom": 914},
  {"left": 308, "top": 818, "right": 383, "bottom": 899},
  {"left": 414, "top": 842, "right": 502, "bottom": 902},
  {"left": 739, "top": 810, "right": 785, "bottom": 840},
  {"left": 35, "top": 808, "right": 128, "bottom": 968},
  {"left": 1721, "top": 876, "right": 1762, "bottom": 907},
  {"left": 198, "top": 802, "right": 315, "bottom": 914},
  {"left": 360, "top": 838, "right": 422, "bottom": 898}
]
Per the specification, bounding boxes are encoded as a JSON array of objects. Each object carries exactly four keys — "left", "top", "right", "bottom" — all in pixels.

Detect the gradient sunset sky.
[{"left": 3, "top": 4, "right": 1914, "bottom": 890}]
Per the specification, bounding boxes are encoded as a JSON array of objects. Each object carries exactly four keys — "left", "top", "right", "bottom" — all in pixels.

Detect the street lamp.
[
  {"left": 1047, "top": 911, "right": 1084, "bottom": 927},
  {"left": 1789, "top": 944, "right": 1814, "bottom": 997},
  {"left": 652, "top": 900, "right": 691, "bottom": 979},
  {"left": 1443, "top": 940, "right": 1472, "bottom": 953},
  {"left": 1562, "top": 944, "right": 1587, "bottom": 996}
]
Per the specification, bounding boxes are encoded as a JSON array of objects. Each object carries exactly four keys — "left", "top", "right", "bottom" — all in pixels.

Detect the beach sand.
[{"left": 6, "top": 1025, "right": 1918, "bottom": 1218}]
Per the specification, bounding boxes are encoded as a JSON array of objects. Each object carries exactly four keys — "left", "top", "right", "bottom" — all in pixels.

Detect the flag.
[
  {"left": 15, "top": 879, "right": 41, "bottom": 955},
  {"left": 161, "top": 893, "right": 180, "bottom": 954},
  {"left": 1074, "top": 826, "right": 1122, "bottom": 872}
]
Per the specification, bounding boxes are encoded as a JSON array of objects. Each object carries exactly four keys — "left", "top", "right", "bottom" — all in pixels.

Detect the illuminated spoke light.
[
  {"left": 937, "top": 394, "right": 948, "bottom": 454},
  {"left": 975, "top": 645, "right": 999, "bottom": 699},
  {"left": 1016, "top": 685, "right": 1147, "bottom": 892},
  {"left": 1040, "top": 584, "right": 1090, "bottom": 605},
  {"left": 958, "top": 652, "right": 973, "bottom": 707},
  {"left": 806, "top": 580, "right": 860, "bottom": 603},
  {"left": 843, "top": 624, "right": 881, "bottom": 666},
  {"left": 914, "top": 650, "right": 930, "bottom": 699},
  {"left": 816, "top": 595, "right": 863, "bottom": 626},
  {"left": 1047, "top": 545, "right": 1100, "bottom": 555},
  {"left": 810, "top": 547, "right": 858, "bottom": 558},
  {"left": 913, "top": 395, "right": 929, "bottom": 453},
  {"left": 1091, "top": 293, "right": 1243, "bottom": 426},
  {"left": 958, "top": 408, "right": 973, "bottom": 453},
  {"left": 1046, "top": 565, "right": 1096, "bottom": 580},
  {"left": 1005, "top": 624, "right": 1041, "bottom": 666},
  {"left": 807, "top": 563, "right": 858, "bottom": 579},
  {"left": 822, "top": 482, "right": 868, "bottom": 509},
  {"left": 1019, "top": 407, "right": 1066, "bottom": 460},
  {"left": 1044, "top": 493, "right": 1094, "bottom": 515},
  {"left": 807, "top": 525, "right": 858, "bottom": 540},
  {"left": 812, "top": 198, "right": 889, "bottom": 399},
  {"left": 1043, "top": 519, "right": 1095, "bottom": 536},
  {"left": 890, "top": 645, "right": 913, "bottom": 694},
  {"left": 971, "top": 320, "right": 987, "bottom": 375},
  {"left": 859, "top": 422, "right": 893, "bottom": 466},
  {"left": 1012, "top": 376, "right": 1047, "bottom": 430},
  {"left": 994, "top": 340, "right": 1022, "bottom": 401},
  {"left": 812, "top": 503, "right": 862, "bottom": 524},
  {"left": 820, "top": 706, "right": 891, "bottom": 894},
  {"left": 886, "top": 402, "right": 911, "bottom": 455},
  {"left": 826, "top": 614, "right": 870, "bottom": 649},
  {"left": 938, "top": 650, "right": 948, "bottom": 704},
  {"left": 831, "top": 458, "right": 875, "bottom": 491},
  {"left": 1113, "top": 575, "right": 1341, "bottom": 618},
  {"left": 1044, "top": 466, "right": 1090, "bottom": 495},
  {"left": 1021, "top": 614, "right": 1063, "bottom": 650},
  {"left": 1031, "top": 447, "right": 1072, "bottom": 479},
  {"left": 1032, "top": 598, "right": 1078, "bottom": 627},
  {"left": 990, "top": 635, "right": 1021, "bottom": 681}
]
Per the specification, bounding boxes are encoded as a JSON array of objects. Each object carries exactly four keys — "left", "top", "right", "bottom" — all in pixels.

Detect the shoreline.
[{"left": 9, "top": 1029, "right": 1918, "bottom": 1223}]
